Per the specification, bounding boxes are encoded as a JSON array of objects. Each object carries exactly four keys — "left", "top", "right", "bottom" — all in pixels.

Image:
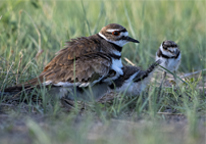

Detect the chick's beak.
[{"left": 174, "top": 49, "right": 180, "bottom": 55}]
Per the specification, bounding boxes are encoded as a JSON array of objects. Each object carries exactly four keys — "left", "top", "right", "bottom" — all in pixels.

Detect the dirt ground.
[{"left": 0, "top": 104, "right": 206, "bottom": 144}]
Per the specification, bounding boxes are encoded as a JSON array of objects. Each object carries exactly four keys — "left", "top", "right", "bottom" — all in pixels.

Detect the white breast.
[
  {"left": 103, "top": 58, "right": 123, "bottom": 82},
  {"left": 112, "top": 58, "right": 123, "bottom": 75},
  {"left": 156, "top": 53, "right": 181, "bottom": 72},
  {"left": 103, "top": 49, "right": 124, "bottom": 82}
]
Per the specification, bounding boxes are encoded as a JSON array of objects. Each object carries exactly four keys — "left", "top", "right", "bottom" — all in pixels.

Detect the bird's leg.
[
  {"left": 160, "top": 71, "right": 167, "bottom": 89},
  {"left": 170, "top": 71, "right": 177, "bottom": 85},
  {"left": 173, "top": 71, "right": 177, "bottom": 81},
  {"left": 158, "top": 71, "right": 166, "bottom": 96}
]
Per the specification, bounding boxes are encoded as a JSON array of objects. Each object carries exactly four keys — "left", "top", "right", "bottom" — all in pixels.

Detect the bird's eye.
[
  {"left": 112, "top": 31, "right": 120, "bottom": 36},
  {"left": 163, "top": 45, "right": 167, "bottom": 50}
]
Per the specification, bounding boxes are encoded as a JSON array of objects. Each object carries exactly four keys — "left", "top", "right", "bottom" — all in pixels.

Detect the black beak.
[
  {"left": 125, "top": 36, "right": 139, "bottom": 43},
  {"left": 174, "top": 49, "right": 180, "bottom": 55}
]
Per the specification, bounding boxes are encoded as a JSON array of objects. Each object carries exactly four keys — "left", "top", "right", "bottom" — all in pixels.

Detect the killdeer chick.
[
  {"left": 109, "top": 60, "right": 162, "bottom": 96},
  {"left": 3, "top": 23, "right": 139, "bottom": 101},
  {"left": 156, "top": 40, "right": 181, "bottom": 87}
]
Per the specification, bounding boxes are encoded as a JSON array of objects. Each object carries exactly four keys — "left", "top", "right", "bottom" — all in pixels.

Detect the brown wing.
[
  {"left": 4, "top": 35, "right": 109, "bottom": 91},
  {"left": 24, "top": 52, "right": 112, "bottom": 87},
  {"left": 56, "top": 35, "right": 102, "bottom": 60}
]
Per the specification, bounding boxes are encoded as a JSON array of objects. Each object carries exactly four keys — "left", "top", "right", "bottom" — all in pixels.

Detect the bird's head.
[
  {"left": 160, "top": 40, "right": 180, "bottom": 57},
  {"left": 98, "top": 23, "right": 139, "bottom": 47}
]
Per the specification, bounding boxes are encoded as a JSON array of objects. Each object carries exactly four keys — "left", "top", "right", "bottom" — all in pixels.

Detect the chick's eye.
[
  {"left": 163, "top": 45, "right": 167, "bottom": 50},
  {"left": 112, "top": 31, "right": 120, "bottom": 36}
]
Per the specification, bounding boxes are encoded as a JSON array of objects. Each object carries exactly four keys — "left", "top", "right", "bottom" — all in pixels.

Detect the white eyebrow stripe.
[{"left": 106, "top": 29, "right": 121, "bottom": 32}]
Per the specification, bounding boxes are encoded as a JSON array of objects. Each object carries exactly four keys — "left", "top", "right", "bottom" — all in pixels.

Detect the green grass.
[{"left": 0, "top": 0, "right": 206, "bottom": 144}]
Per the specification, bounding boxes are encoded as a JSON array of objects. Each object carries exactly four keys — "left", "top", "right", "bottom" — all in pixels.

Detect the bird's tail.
[
  {"left": 0, "top": 76, "right": 44, "bottom": 100},
  {"left": 0, "top": 85, "right": 35, "bottom": 100},
  {"left": 1, "top": 74, "right": 45, "bottom": 95}
]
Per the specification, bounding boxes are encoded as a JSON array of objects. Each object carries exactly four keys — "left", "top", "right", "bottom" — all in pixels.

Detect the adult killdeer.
[
  {"left": 3, "top": 23, "right": 139, "bottom": 100},
  {"left": 156, "top": 40, "right": 181, "bottom": 87},
  {"left": 109, "top": 59, "right": 162, "bottom": 96}
]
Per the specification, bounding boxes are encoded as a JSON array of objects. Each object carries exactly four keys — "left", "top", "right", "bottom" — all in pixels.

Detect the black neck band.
[
  {"left": 109, "top": 42, "right": 122, "bottom": 52},
  {"left": 97, "top": 33, "right": 123, "bottom": 52},
  {"left": 109, "top": 54, "right": 121, "bottom": 59}
]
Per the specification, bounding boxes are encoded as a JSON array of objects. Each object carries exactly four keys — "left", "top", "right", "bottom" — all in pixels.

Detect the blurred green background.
[{"left": 0, "top": 0, "right": 205, "bottom": 86}]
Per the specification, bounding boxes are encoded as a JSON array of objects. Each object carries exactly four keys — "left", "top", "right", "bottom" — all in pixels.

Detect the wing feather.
[{"left": 24, "top": 52, "right": 112, "bottom": 87}]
